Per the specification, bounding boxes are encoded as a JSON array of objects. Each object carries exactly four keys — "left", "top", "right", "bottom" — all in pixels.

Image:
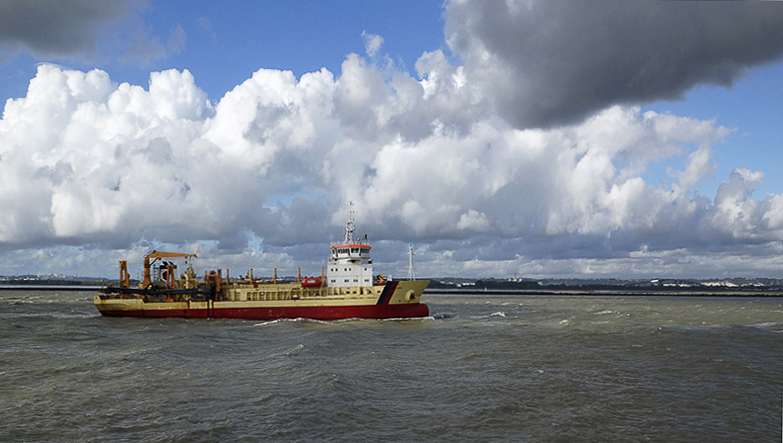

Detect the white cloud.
[
  {"left": 711, "top": 167, "right": 766, "bottom": 239},
  {"left": 1, "top": 29, "right": 783, "bottom": 278},
  {"left": 3, "top": 1, "right": 783, "bottom": 279},
  {"left": 457, "top": 210, "right": 490, "bottom": 231},
  {"left": 361, "top": 31, "right": 384, "bottom": 58},
  {"left": 764, "top": 195, "right": 783, "bottom": 231}
]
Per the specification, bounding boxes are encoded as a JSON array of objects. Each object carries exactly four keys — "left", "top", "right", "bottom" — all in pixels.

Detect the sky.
[{"left": 1, "top": 0, "right": 783, "bottom": 280}]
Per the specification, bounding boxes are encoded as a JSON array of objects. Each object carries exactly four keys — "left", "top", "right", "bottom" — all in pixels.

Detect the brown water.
[{"left": 1, "top": 290, "right": 781, "bottom": 442}]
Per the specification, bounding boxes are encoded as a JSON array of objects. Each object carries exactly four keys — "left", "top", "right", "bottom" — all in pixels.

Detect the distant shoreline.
[
  {"left": 2, "top": 285, "right": 781, "bottom": 297},
  {"left": 0, "top": 285, "right": 103, "bottom": 291},
  {"left": 425, "top": 288, "right": 783, "bottom": 297}
]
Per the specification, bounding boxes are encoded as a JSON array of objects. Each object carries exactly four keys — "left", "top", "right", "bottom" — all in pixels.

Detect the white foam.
[{"left": 595, "top": 310, "right": 616, "bottom": 315}]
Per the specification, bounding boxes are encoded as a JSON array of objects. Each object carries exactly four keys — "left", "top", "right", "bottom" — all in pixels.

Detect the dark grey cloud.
[
  {"left": 446, "top": 0, "right": 783, "bottom": 129},
  {"left": 0, "top": 0, "right": 133, "bottom": 57}
]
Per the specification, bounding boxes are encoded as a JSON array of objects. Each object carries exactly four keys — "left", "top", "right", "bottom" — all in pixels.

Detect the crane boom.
[{"left": 141, "top": 250, "right": 198, "bottom": 287}]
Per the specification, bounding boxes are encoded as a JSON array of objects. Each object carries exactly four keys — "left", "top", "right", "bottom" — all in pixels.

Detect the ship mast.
[
  {"left": 408, "top": 244, "right": 416, "bottom": 280},
  {"left": 344, "top": 201, "right": 355, "bottom": 244}
]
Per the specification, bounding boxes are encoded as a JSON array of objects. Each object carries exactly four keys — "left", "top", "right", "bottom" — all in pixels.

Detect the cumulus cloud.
[
  {"left": 361, "top": 31, "right": 384, "bottom": 58},
  {"left": 2, "top": 57, "right": 783, "bottom": 279},
  {"left": 444, "top": 0, "right": 783, "bottom": 129},
  {"left": 3, "top": 1, "right": 783, "bottom": 279}
]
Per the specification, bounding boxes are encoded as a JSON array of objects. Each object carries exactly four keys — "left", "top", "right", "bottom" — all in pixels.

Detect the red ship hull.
[{"left": 98, "top": 301, "right": 429, "bottom": 320}]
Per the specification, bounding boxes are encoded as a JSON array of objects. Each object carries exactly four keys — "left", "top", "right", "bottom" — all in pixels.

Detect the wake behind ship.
[{"left": 94, "top": 210, "right": 429, "bottom": 320}]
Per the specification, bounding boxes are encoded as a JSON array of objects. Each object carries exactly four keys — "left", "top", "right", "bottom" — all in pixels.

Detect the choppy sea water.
[{"left": 1, "top": 290, "right": 782, "bottom": 442}]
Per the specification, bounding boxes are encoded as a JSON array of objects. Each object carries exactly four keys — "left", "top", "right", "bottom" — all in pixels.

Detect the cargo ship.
[{"left": 94, "top": 210, "right": 429, "bottom": 320}]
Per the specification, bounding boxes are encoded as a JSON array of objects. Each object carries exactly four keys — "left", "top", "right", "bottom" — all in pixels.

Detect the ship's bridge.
[{"left": 330, "top": 243, "right": 372, "bottom": 263}]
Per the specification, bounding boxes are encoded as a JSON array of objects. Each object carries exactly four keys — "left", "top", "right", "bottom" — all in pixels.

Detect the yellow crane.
[{"left": 140, "top": 250, "right": 198, "bottom": 288}]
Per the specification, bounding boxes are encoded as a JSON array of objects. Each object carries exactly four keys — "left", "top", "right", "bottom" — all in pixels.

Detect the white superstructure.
[{"left": 326, "top": 204, "right": 374, "bottom": 288}]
